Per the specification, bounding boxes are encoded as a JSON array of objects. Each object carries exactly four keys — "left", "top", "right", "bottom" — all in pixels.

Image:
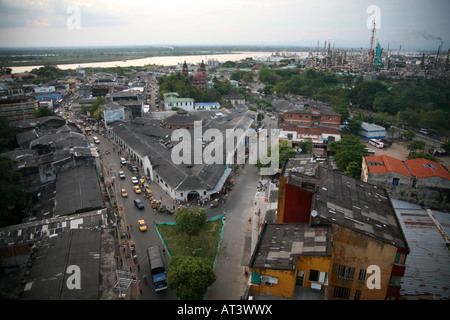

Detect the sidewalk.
[{"left": 250, "top": 177, "right": 278, "bottom": 254}]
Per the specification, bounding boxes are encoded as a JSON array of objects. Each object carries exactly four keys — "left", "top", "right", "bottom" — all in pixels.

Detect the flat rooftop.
[{"left": 250, "top": 223, "right": 332, "bottom": 270}]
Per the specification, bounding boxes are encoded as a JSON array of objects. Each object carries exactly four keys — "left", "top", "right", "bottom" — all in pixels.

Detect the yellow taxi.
[
  {"left": 121, "top": 189, "right": 128, "bottom": 198},
  {"left": 138, "top": 220, "right": 147, "bottom": 232},
  {"left": 133, "top": 185, "right": 142, "bottom": 194}
]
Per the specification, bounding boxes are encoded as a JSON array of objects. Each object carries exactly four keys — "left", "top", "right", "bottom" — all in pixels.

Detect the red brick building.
[{"left": 283, "top": 107, "right": 341, "bottom": 142}]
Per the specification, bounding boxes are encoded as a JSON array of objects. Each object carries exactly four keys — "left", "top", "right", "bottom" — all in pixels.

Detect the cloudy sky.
[{"left": 0, "top": 0, "right": 448, "bottom": 50}]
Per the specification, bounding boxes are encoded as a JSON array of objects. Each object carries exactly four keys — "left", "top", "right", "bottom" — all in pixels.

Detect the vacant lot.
[{"left": 363, "top": 139, "right": 450, "bottom": 166}]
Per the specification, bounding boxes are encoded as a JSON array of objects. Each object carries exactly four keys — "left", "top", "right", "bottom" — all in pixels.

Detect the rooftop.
[
  {"left": 392, "top": 199, "right": 450, "bottom": 300},
  {"left": 309, "top": 167, "right": 409, "bottom": 251},
  {"left": 250, "top": 223, "right": 332, "bottom": 270},
  {"left": 364, "top": 155, "right": 450, "bottom": 180}
]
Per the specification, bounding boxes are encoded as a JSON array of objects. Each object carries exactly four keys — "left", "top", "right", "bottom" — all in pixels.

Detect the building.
[
  {"left": 108, "top": 109, "right": 255, "bottom": 202},
  {"left": 0, "top": 96, "right": 38, "bottom": 122},
  {"left": 356, "top": 122, "right": 386, "bottom": 140},
  {"left": 192, "top": 60, "right": 207, "bottom": 89},
  {"left": 282, "top": 106, "right": 341, "bottom": 152},
  {"left": 163, "top": 92, "right": 195, "bottom": 111},
  {"left": 362, "top": 155, "right": 450, "bottom": 211},
  {"left": 391, "top": 199, "right": 450, "bottom": 300},
  {"left": 248, "top": 159, "right": 410, "bottom": 300}
]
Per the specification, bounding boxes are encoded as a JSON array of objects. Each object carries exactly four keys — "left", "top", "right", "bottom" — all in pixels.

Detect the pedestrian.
[
  {"left": 120, "top": 258, "right": 123, "bottom": 266},
  {"left": 130, "top": 224, "right": 132, "bottom": 230},
  {"left": 137, "top": 264, "right": 140, "bottom": 271},
  {"left": 122, "top": 244, "right": 126, "bottom": 252},
  {"left": 139, "top": 286, "right": 143, "bottom": 295}
]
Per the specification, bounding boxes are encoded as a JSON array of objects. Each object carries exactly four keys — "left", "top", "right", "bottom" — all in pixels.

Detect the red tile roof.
[
  {"left": 365, "top": 155, "right": 411, "bottom": 177},
  {"left": 404, "top": 158, "right": 450, "bottom": 180},
  {"left": 364, "top": 155, "right": 450, "bottom": 180}
]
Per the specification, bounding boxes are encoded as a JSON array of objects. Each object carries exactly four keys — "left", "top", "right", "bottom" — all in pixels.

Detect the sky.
[{"left": 0, "top": 0, "right": 449, "bottom": 50}]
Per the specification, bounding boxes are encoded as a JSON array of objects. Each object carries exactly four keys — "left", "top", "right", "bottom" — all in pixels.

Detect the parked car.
[
  {"left": 138, "top": 220, "right": 147, "bottom": 232},
  {"left": 419, "top": 128, "right": 430, "bottom": 135},
  {"left": 134, "top": 199, "right": 145, "bottom": 210},
  {"left": 120, "top": 157, "right": 127, "bottom": 165},
  {"left": 131, "top": 176, "right": 138, "bottom": 184},
  {"left": 119, "top": 171, "right": 125, "bottom": 179},
  {"left": 121, "top": 189, "right": 128, "bottom": 198},
  {"left": 93, "top": 136, "right": 100, "bottom": 144}
]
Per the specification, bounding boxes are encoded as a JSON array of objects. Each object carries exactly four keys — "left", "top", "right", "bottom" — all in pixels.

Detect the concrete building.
[
  {"left": 248, "top": 158, "right": 410, "bottom": 300},
  {"left": 108, "top": 109, "right": 256, "bottom": 202},
  {"left": 281, "top": 106, "right": 341, "bottom": 152},
  {"left": 362, "top": 155, "right": 450, "bottom": 211},
  {"left": 0, "top": 96, "right": 38, "bottom": 122},
  {"left": 357, "top": 122, "right": 386, "bottom": 140},
  {"left": 163, "top": 92, "right": 195, "bottom": 111}
]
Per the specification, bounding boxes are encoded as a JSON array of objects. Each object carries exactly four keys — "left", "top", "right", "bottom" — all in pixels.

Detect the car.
[
  {"left": 138, "top": 220, "right": 147, "bottom": 232},
  {"left": 93, "top": 136, "right": 100, "bottom": 144},
  {"left": 119, "top": 171, "right": 125, "bottom": 179},
  {"left": 131, "top": 177, "right": 138, "bottom": 184},
  {"left": 120, "top": 157, "right": 127, "bottom": 165},
  {"left": 270, "top": 116, "right": 276, "bottom": 120},
  {"left": 121, "top": 189, "right": 128, "bottom": 198},
  {"left": 133, "top": 185, "right": 142, "bottom": 194},
  {"left": 134, "top": 199, "right": 145, "bottom": 210},
  {"left": 419, "top": 128, "right": 429, "bottom": 135}
]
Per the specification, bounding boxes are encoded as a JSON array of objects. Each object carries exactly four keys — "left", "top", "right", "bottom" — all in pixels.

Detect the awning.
[{"left": 211, "top": 167, "right": 232, "bottom": 193}]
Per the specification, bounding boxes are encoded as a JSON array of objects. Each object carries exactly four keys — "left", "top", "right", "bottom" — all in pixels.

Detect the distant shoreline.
[{"left": 1, "top": 51, "right": 238, "bottom": 68}]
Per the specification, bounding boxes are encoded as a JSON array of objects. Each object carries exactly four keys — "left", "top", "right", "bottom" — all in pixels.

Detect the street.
[{"left": 91, "top": 128, "right": 262, "bottom": 300}]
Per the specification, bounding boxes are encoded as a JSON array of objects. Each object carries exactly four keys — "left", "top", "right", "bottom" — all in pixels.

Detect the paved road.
[{"left": 91, "top": 130, "right": 260, "bottom": 300}]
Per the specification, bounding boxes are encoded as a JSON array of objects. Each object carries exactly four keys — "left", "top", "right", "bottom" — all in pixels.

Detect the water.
[{"left": 11, "top": 51, "right": 309, "bottom": 73}]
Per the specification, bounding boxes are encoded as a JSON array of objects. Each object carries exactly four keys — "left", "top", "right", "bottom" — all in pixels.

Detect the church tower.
[{"left": 182, "top": 61, "right": 189, "bottom": 78}]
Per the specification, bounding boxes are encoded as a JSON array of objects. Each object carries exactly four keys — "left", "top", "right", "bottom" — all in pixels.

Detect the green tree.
[
  {"left": 297, "top": 138, "right": 313, "bottom": 154},
  {"left": 402, "top": 129, "right": 416, "bottom": 141},
  {"left": 0, "top": 118, "right": 22, "bottom": 152},
  {"left": 407, "top": 152, "right": 440, "bottom": 162},
  {"left": 35, "top": 106, "right": 56, "bottom": 118},
  {"left": 345, "top": 161, "right": 362, "bottom": 179},
  {"left": 167, "top": 256, "right": 216, "bottom": 300},
  {"left": 256, "top": 141, "right": 296, "bottom": 169},
  {"left": 0, "top": 157, "right": 26, "bottom": 227},
  {"left": 174, "top": 207, "right": 207, "bottom": 236},
  {"left": 407, "top": 140, "right": 426, "bottom": 154},
  {"left": 329, "top": 134, "right": 368, "bottom": 175}
]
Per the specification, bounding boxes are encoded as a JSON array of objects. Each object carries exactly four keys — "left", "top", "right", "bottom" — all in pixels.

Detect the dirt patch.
[{"left": 363, "top": 140, "right": 450, "bottom": 167}]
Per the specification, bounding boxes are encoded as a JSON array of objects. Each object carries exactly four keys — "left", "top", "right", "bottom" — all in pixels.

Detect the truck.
[{"left": 147, "top": 245, "right": 168, "bottom": 291}]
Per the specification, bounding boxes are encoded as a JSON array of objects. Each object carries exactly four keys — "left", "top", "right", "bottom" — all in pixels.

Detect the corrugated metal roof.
[{"left": 392, "top": 199, "right": 450, "bottom": 300}]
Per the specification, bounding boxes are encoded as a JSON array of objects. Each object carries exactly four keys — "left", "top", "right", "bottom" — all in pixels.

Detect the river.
[{"left": 10, "top": 51, "right": 309, "bottom": 73}]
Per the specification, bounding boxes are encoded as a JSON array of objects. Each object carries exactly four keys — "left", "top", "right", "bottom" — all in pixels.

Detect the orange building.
[{"left": 249, "top": 158, "right": 409, "bottom": 300}]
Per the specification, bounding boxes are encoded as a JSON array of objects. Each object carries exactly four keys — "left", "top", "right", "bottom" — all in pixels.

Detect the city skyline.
[{"left": 0, "top": 0, "right": 449, "bottom": 51}]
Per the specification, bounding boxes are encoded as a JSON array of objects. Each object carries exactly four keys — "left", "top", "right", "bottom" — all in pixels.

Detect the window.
[
  {"left": 358, "top": 269, "right": 367, "bottom": 282},
  {"left": 392, "top": 178, "right": 399, "bottom": 186},
  {"left": 394, "top": 252, "right": 407, "bottom": 265},
  {"left": 389, "top": 275, "right": 402, "bottom": 287},
  {"left": 309, "top": 270, "right": 319, "bottom": 282},
  {"left": 354, "top": 290, "right": 362, "bottom": 300},
  {"left": 336, "top": 264, "right": 355, "bottom": 280},
  {"left": 333, "top": 286, "right": 351, "bottom": 299}
]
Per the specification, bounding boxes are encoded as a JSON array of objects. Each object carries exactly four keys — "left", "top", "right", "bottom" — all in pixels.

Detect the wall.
[
  {"left": 328, "top": 225, "right": 398, "bottom": 300},
  {"left": 249, "top": 268, "right": 297, "bottom": 298},
  {"left": 365, "top": 172, "right": 450, "bottom": 211},
  {"left": 296, "top": 256, "right": 332, "bottom": 290},
  {"left": 278, "top": 183, "right": 313, "bottom": 223}
]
